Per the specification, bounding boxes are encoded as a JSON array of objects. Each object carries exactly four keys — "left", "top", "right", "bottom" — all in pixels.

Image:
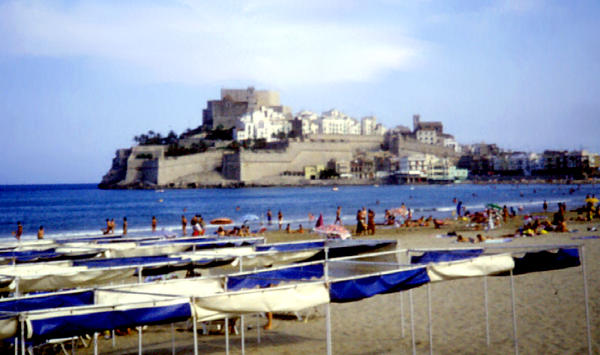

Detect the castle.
[{"left": 99, "top": 88, "right": 463, "bottom": 189}]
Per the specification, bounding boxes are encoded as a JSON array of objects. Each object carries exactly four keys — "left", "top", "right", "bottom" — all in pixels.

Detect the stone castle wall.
[
  {"left": 231, "top": 136, "right": 384, "bottom": 182},
  {"left": 100, "top": 134, "right": 407, "bottom": 188},
  {"left": 157, "top": 150, "right": 224, "bottom": 185}
]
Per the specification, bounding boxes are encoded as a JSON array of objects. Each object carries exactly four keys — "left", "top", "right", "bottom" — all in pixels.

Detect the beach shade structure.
[
  {"left": 209, "top": 217, "right": 233, "bottom": 225},
  {"left": 314, "top": 224, "right": 351, "bottom": 240},
  {"left": 389, "top": 206, "right": 408, "bottom": 218}
]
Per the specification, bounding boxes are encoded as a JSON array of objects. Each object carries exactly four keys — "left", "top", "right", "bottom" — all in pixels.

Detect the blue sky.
[{"left": 1, "top": 0, "right": 599, "bottom": 184}]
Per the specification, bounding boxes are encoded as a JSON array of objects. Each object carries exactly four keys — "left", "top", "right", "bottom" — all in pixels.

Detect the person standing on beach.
[
  {"left": 355, "top": 210, "right": 364, "bottom": 235},
  {"left": 367, "top": 209, "right": 376, "bottom": 235},
  {"left": 181, "top": 215, "right": 188, "bottom": 236},
  {"left": 278, "top": 210, "right": 283, "bottom": 230},
  {"left": 14, "top": 221, "right": 23, "bottom": 240},
  {"left": 335, "top": 206, "right": 342, "bottom": 225},
  {"left": 267, "top": 209, "right": 273, "bottom": 225},
  {"left": 103, "top": 219, "right": 111, "bottom": 235},
  {"left": 37, "top": 226, "right": 44, "bottom": 240},
  {"left": 543, "top": 200, "right": 548, "bottom": 213},
  {"left": 151, "top": 216, "right": 157, "bottom": 232},
  {"left": 122, "top": 217, "right": 128, "bottom": 235},
  {"left": 456, "top": 201, "right": 463, "bottom": 218}
]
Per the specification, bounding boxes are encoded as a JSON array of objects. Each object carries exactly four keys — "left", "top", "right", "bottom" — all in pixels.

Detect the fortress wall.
[
  {"left": 124, "top": 158, "right": 147, "bottom": 184},
  {"left": 238, "top": 141, "right": 357, "bottom": 181},
  {"left": 122, "top": 146, "right": 166, "bottom": 185},
  {"left": 124, "top": 158, "right": 158, "bottom": 185},
  {"left": 222, "top": 153, "right": 241, "bottom": 180},
  {"left": 306, "top": 135, "right": 384, "bottom": 152},
  {"left": 240, "top": 150, "right": 353, "bottom": 181},
  {"left": 157, "top": 151, "right": 223, "bottom": 185},
  {"left": 308, "top": 134, "right": 384, "bottom": 144}
]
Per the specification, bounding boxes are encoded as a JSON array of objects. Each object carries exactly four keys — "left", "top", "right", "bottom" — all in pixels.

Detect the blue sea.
[{"left": 0, "top": 183, "right": 597, "bottom": 241}]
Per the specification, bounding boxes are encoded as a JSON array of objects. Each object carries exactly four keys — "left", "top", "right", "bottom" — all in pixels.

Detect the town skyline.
[{"left": 1, "top": 1, "right": 599, "bottom": 184}]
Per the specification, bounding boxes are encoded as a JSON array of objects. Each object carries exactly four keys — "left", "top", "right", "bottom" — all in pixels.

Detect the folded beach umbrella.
[
  {"left": 314, "top": 224, "right": 351, "bottom": 240},
  {"left": 315, "top": 213, "right": 324, "bottom": 228}
]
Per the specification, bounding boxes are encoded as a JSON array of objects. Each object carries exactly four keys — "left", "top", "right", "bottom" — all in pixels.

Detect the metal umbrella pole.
[
  {"left": 192, "top": 297, "right": 199, "bottom": 355},
  {"left": 509, "top": 270, "right": 518, "bottom": 355},
  {"left": 427, "top": 283, "right": 433, "bottom": 355},
  {"left": 225, "top": 276, "right": 230, "bottom": 355},
  {"left": 20, "top": 317, "right": 25, "bottom": 355},
  {"left": 580, "top": 245, "right": 592, "bottom": 355},
  {"left": 171, "top": 323, "right": 176, "bottom": 355},
  {"left": 483, "top": 276, "right": 490, "bottom": 346},
  {"left": 325, "top": 246, "right": 332, "bottom": 355},
  {"left": 240, "top": 257, "right": 245, "bottom": 355},
  {"left": 138, "top": 326, "right": 143, "bottom": 355},
  {"left": 400, "top": 292, "right": 405, "bottom": 338},
  {"left": 409, "top": 289, "right": 416, "bottom": 355}
]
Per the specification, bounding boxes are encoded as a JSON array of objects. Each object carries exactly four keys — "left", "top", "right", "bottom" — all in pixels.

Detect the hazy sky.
[{"left": 1, "top": 0, "right": 599, "bottom": 184}]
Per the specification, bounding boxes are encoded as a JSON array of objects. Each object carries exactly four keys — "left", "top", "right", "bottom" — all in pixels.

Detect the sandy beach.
[{"left": 74, "top": 213, "right": 599, "bottom": 355}]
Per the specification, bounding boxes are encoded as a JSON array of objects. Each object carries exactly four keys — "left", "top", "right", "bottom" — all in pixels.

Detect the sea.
[{"left": 0, "top": 183, "right": 597, "bottom": 241}]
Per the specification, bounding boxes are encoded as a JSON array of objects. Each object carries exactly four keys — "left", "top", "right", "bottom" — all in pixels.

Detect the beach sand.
[{"left": 75, "top": 214, "right": 600, "bottom": 354}]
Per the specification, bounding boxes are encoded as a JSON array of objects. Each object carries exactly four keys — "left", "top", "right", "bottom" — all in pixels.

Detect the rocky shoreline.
[{"left": 98, "top": 177, "right": 599, "bottom": 190}]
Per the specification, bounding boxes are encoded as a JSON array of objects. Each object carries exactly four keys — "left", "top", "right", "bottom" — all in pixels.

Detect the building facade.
[{"left": 234, "top": 107, "right": 292, "bottom": 142}]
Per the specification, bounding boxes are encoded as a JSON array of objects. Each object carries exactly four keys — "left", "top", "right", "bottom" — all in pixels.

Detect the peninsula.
[{"left": 99, "top": 87, "right": 599, "bottom": 189}]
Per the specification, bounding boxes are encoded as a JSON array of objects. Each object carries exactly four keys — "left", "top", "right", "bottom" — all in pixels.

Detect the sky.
[{"left": 0, "top": 0, "right": 599, "bottom": 184}]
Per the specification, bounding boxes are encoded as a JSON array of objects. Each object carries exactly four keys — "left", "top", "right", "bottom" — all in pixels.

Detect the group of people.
[
  {"left": 181, "top": 214, "right": 205, "bottom": 236},
  {"left": 355, "top": 207, "right": 376, "bottom": 236},
  {"left": 285, "top": 223, "right": 305, "bottom": 234},
  {"left": 102, "top": 217, "right": 127, "bottom": 235},
  {"left": 12, "top": 222, "right": 45, "bottom": 240},
  {"left": 266, "top": 209, "right": 285, "bottom": 230},
  {"left": 215, "top": 225, "right": 254, "bottom": 237}
]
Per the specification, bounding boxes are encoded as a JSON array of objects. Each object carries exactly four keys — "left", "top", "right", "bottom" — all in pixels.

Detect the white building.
[
  {"left": 361, "top": 116, "right": 377, "bottom": 135},
  {"left": 441, "top": 134, "right": 460, "bottom": 153},
  {"left": 398, "top": 153, "right": 431, "bottom": 178},
  {"left": 295, "top": 110, "right": 320, "bottom": 136},
  {"left": 234, "top": 107, "right": 291, "bottom": 142},
  {"left": 320, "top": 109, "right": 360, "bottom": 135},
  {"left": 293, "top": 109, "right": 388, "bottom": 137}
]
